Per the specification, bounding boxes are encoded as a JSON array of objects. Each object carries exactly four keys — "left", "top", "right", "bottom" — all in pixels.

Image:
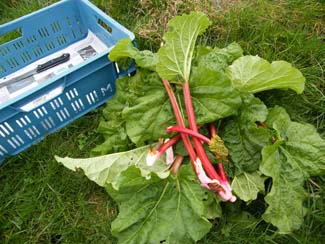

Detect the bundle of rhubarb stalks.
[{"left": 56, "top": 12, "right": 325, "bottom": 244}]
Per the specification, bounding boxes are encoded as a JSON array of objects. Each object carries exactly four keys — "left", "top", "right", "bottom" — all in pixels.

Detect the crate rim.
[{"left": 0, "top": 0, "right": 135, "bottom": 41}]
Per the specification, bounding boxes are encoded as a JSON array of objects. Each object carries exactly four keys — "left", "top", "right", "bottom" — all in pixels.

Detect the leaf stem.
[
  {"left": 162, "top": 80, "right": 198, "bottom": 174},
  {"left": 182, "top": 82, "right": 222, "bottom": 182},
  {"left": 158, "top": 135, "right": 181, "bottom": 154},
  {"left": 170, "top": 155, "right": 184, "bottom": 175},
  {"left": 166, "top": 125, "right": 210, "bottom": 144}
]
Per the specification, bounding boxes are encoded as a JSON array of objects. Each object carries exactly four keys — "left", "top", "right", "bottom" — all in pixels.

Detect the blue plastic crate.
[{"left": 0, "top": 0, "right": 136, "bottom": 164}]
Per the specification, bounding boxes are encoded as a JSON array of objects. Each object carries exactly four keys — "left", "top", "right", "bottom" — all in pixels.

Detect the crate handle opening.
[
  {"left": 0, "top": 28, "right": 22, "bottom": 46},
  {"left": 97, "top": 18, "right": 112, "bottom": 33},
  {"left": 18, "top": 85, "right": 65, "bottom": 112}
]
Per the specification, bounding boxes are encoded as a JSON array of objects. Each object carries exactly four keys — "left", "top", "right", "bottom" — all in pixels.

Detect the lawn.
[{"left": 0, "top": 0, "right": 324, "bottom": 243}]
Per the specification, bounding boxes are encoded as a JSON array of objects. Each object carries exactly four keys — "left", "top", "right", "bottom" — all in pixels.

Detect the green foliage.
[
  {"left": 196, "top": 42, "right": 243, "bottom": 72},
  {"left": 56, "top": 144, "right": 170, "bottom": 189},
  {"left": 121, "top": 71, "right": 175, "bottom": 145},
  {"left": 208, "top": 135, "right": 229, "bottom": 162},
  {"left": 107, "top": 165, "right": 221, "bottom": 244},
  {"left": 156, "top": 12, "right": 211, "bottom": 82},
  {"left": 223, "top": 95, "right": 271, "bottom": 172},
  {"left": 109, "top": 38, "right": 158, "bottom": 70},
  {"left": 189, "top": 66, "right": 242, "bottom": 125},
  {"left": 231, "top": 172, "right": 266, "bottom": 202},
  {"left": 227, "top": 55, "right": 305, "bottom": 94},
  {"left": 91, "top": 76, "right": 134, "bottom": 156},
  {"left": 94, "top": 40, "right": 244, "bottom": 149},
  {"left": 260, "top": 106, "right": 325, "bottom": 233}
]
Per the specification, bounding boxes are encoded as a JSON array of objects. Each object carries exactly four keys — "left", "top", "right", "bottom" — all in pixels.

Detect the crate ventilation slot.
[
  {"left": 71, "top": 99, "right": 85, "bottom": 112},
  {"left": 0, "top": 122, "right": 14, "bottom": 138},
  {"left": 24, "top": 126, "right": 40, "bottom": 140},
  {"left": 50, "top": 97, "right": 64, "bottom": 110},
  {"left": 0, "top": 145, "right": 8, "bottom": 156},
  {"left": 86, "top": 90, "right": 99, "bottom": 105},
  {"left": 56, "top": 108, "right": 71, "bottom": 122},
  {"left": 16, "top": 115, "right": 31, "bottom": 128},
  {"left": 7, "top": 135, "right": 25, "bottom": 149},
  {"left": 66, "top": 88, "right": 79, "bottom": 101},
  {"left": 41, "top": 117, "right": 56, "bottom": 131},
  {"left": 51, "top": 21, "right": 62, "bottom": 33},
  {"left": 33, "top": 107, "right": 48, "bottom": 119}
]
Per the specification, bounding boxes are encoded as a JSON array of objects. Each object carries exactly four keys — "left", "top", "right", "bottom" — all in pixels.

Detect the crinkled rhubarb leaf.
[
  {"left": 227, "top": 55, "right": 305, "bottom": 94},
  {"left": 157, "top": 12, "right": 211, "bottom": 81},
  {"left": 91, "top": 123, "right": 131, "bottom": 156},
  {"left": 260, "top": 106, "right": 325, "bottom": 233},
  {"left": 122, "top": 71, "right": 175, "bottom": 145},
  {"left": 109, "top": 38, "right": 158, "bottom": 70},
  {"left": 196, "top": 42, "right": 243, "bottom": 71},
  {"left": 91, "top": 77, "right": 133, "bottom": 156},
  {"left": 238, "top": 94, "right": 269, "bottom": 123},
  {"left": 190, "top": 66, "right": 242, "bottom": 124},
  {"left": 107, "top": 165, "right": 220, "bottom": 244},
  {"left": 223, "top": 95, "right": 271, "bottom": 172},
  {"left": 55, "top": 144, "right": 170, "bottom": 190},
  {"left": 231, "top": 172, "right": 266, "bottom": 202}
]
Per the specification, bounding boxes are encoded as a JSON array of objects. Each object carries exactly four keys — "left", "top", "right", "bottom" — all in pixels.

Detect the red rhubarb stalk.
[
  {"left": 166, "top": 125, "right": 210, "bottom": 144},
  {"left": 182, "top": 82, "right": 221, "bottom": 181},
  {"left": 159, "top": 135, "right": 181, "bottom": 153},
  {"left": 170, "top": 155, "right": 184, "bottom": 175},
  {"left": 146, "top": 135, "right": 181, "bottom": 166},
  {"left": 183, "top": 82, "right": 236, "bottom": 202},
  {"left": 162, "top": 80, "right": 198, "bottom": 174}
]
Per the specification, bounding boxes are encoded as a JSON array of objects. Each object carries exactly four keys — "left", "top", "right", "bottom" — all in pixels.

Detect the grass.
[{"left": 0, "top": 0, "right": 324, "bottom": 243}]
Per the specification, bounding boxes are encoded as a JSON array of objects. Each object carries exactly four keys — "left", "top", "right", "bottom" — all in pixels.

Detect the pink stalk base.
[
  {"left": 146, "top": 135, "right": 181, "bottom": 166},
  {"left": 170, "top": 155, "right": 184, "bottom": 175}
]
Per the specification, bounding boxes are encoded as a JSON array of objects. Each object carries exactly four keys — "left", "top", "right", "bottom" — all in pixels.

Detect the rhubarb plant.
[{"left": 56, "top": 12, "right": 325, "bottom": 243}]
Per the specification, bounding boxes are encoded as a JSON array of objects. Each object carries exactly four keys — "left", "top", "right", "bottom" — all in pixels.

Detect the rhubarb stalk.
[
  {"left": 162, "top": 80, "right": 198, "bottom": 174},
  {"left": 182, "top": 82, "right": 221, "bottom": 181},
  {"left": 183, "top": 82, "right": 235, "bottom": 201},
  {"left": 166, "top": 126, "right": 210, "bottom": 144}
]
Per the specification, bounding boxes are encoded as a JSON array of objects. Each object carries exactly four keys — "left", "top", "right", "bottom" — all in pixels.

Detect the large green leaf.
[
  {"left": 260, "top": 106, "right": 325, "bottom": 233},
  {"left": 107, "top": 165, "right": 220, "bottom": 244},
  {"left": 190, "top": 66, "right": 242, "bottom": 125},
  {"left": 157, "top": 12, "right": 211, "bottom": 81},
  {"left": 231, "top": 172, "right": 266, "bottom": 202},
  {"left": 122, "top": 71, "right": 175, "bottom": 145},
  {"left": 227, "top": 55, "right": 305, "bottom": 94},
  {"left": 55, "top": 145, "right": 170, "bottom": 190},
  {"left": 109, "top": 38, "right": 158, "bottom": 70},
  {"left": 196, "top": 42, "right": 243, "bottom": 72},
  {"left": 223, "top": 95, "right": 271, "bottom": 172}
]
